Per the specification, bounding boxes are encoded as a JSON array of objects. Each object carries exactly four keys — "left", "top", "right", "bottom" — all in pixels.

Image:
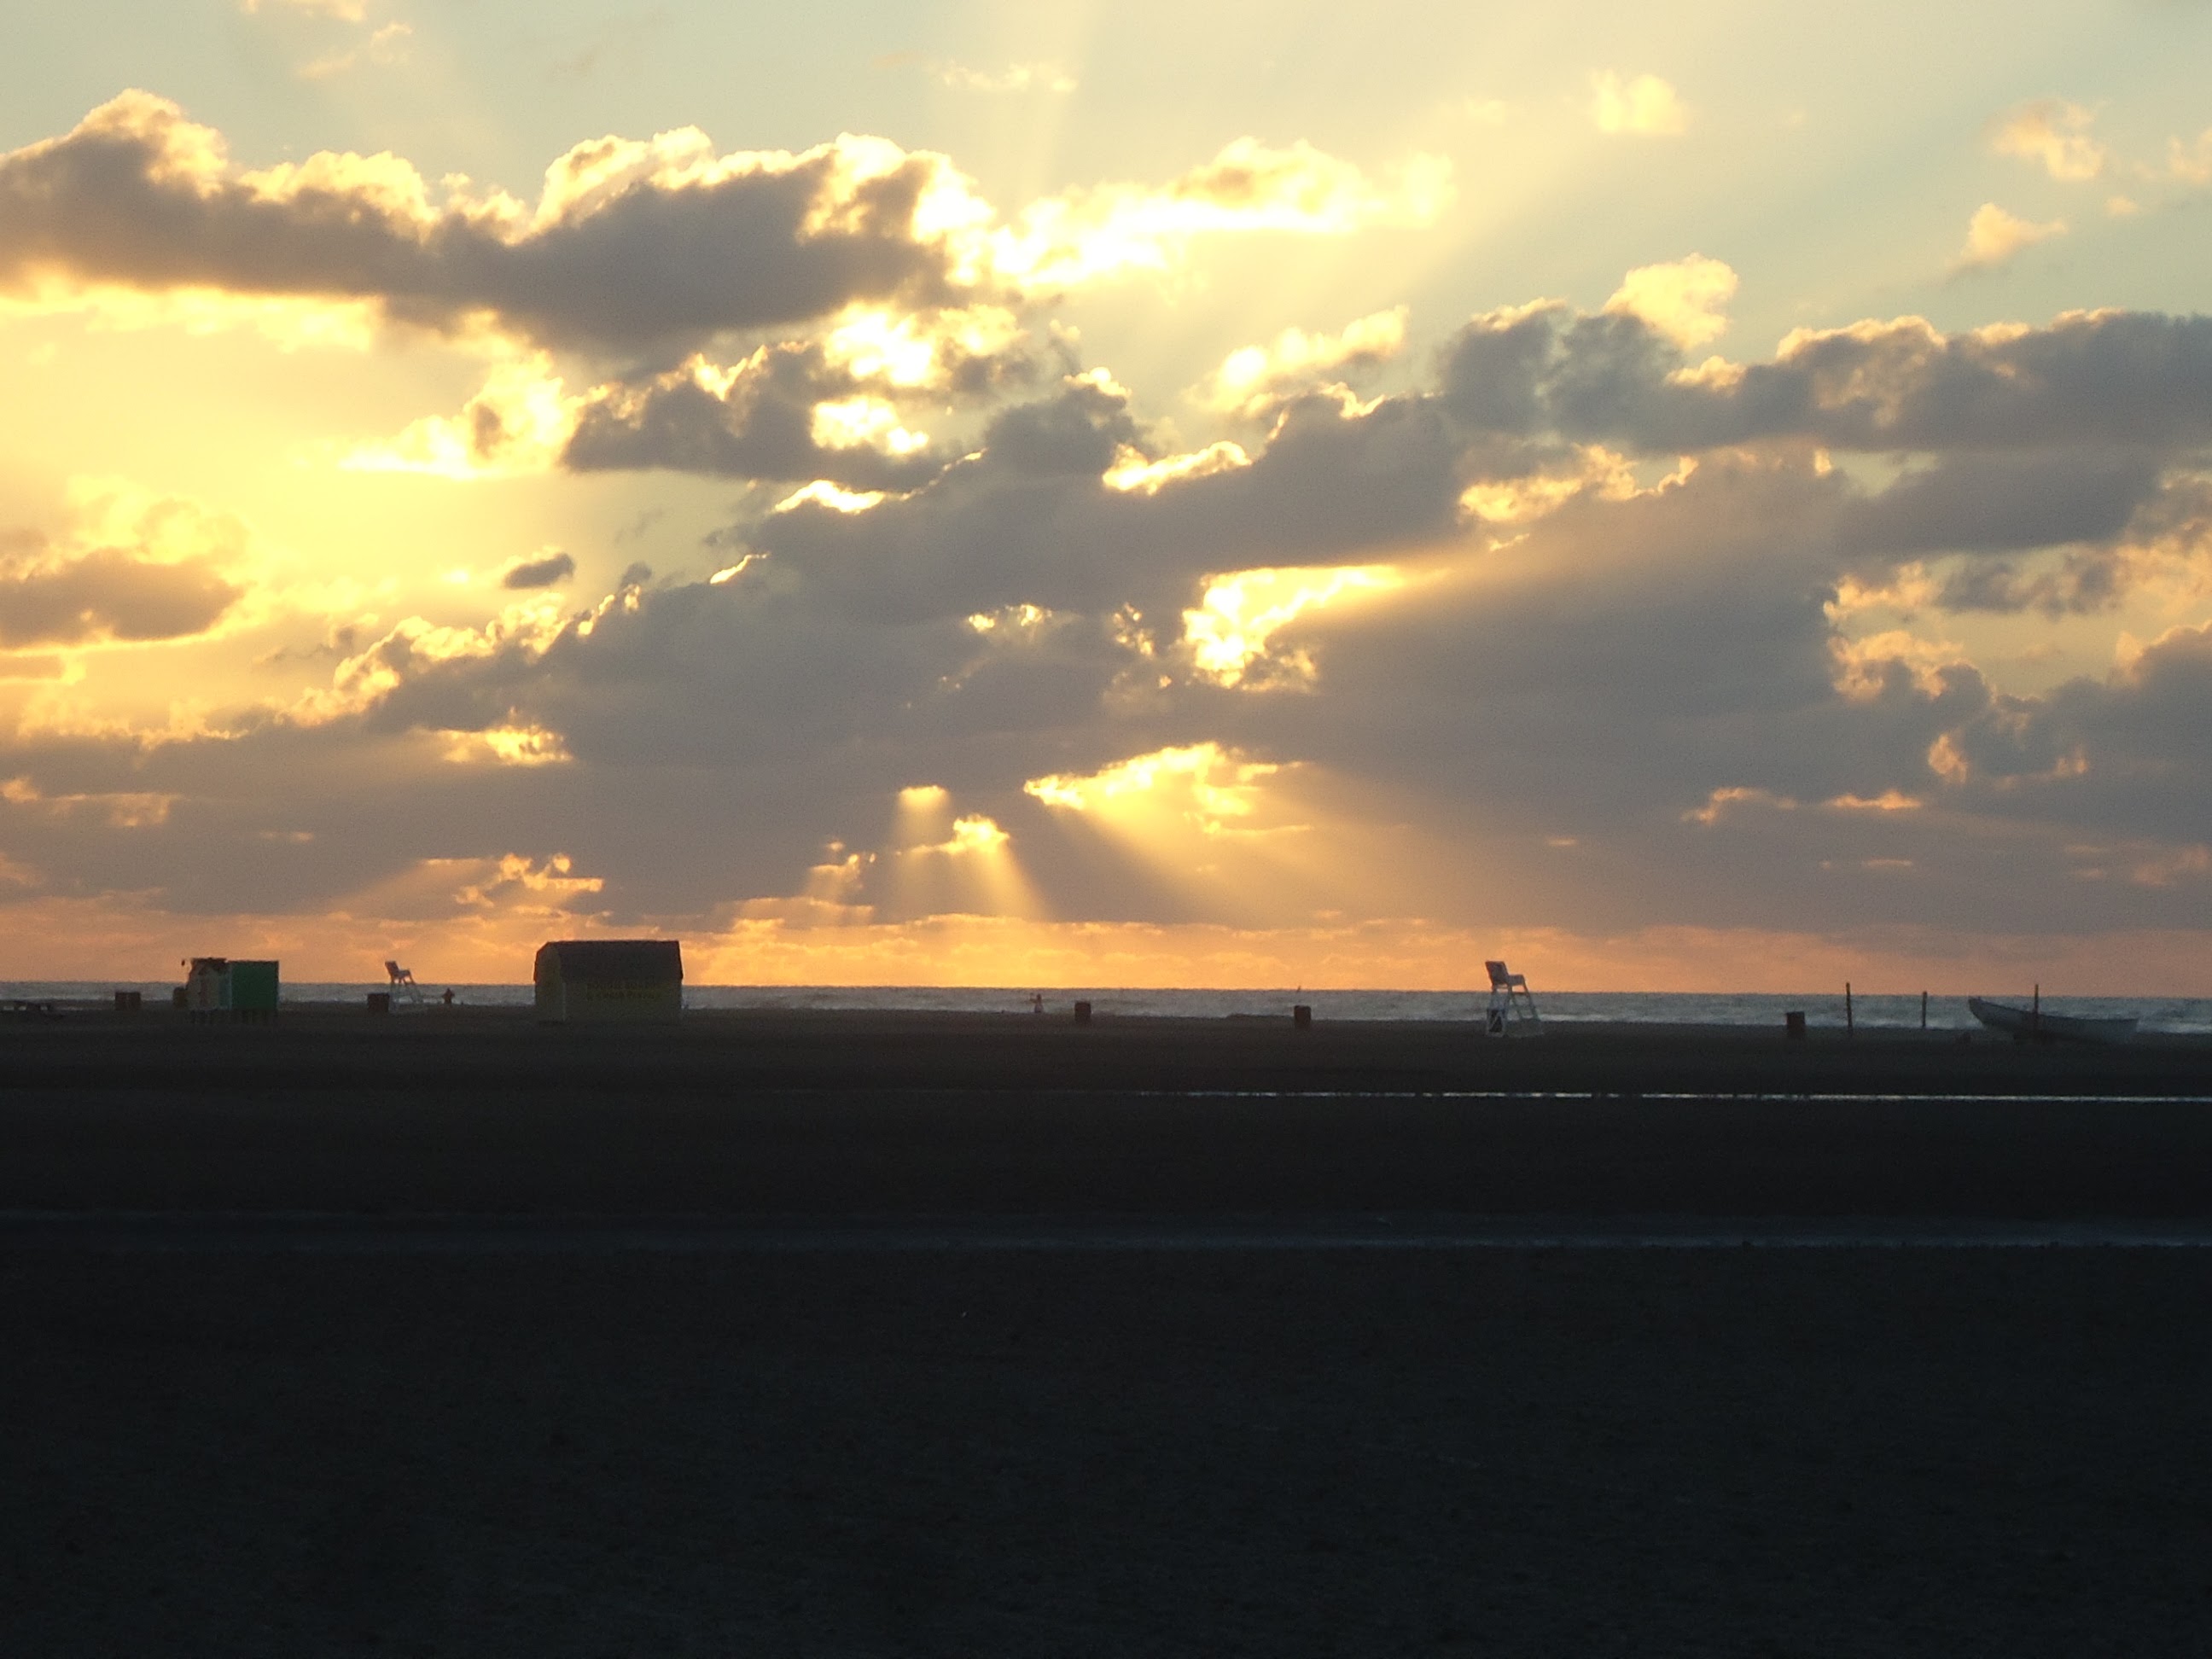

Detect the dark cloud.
[
  {"left": 1934, "top": 622, "right": 2212, "bottom": 824},
  {"left": 1838, "top": 453, "right": 2161, "bottom": 556},
  {"left": 0, "top": 92, "right": 971, "bottom": 351},
  {"left": 1931, "top": 547, "right": 2129, "bottom": 615},
  {"left": 501, "top": 550, "right": 575, "bottom": 589},
  {"left": 1437, "top": 304, "right": 2212, "bottom": 455},
  {"left": 0, "top": 546, "right": 241, "bottom": 646},
  {"left": 563, "top": 344, "right": 950, "bottom": 489},
  {"left": 11, "top": 222, "right": 2212, "bottom": 945},
  {"left": 755, "top": 379, "right": 1471, "bottom": 625}
]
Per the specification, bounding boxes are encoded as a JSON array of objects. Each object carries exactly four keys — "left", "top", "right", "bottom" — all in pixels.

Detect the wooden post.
[
  {"left": 2032, "top": 982, "right": 2040, "bottom": 1039},
  {"left": 1920, "top": 990, "right": 1928, "bottom": 1030},
  {"left": 1845, "top": 981, "right": 1854, "bottom": 1037}
]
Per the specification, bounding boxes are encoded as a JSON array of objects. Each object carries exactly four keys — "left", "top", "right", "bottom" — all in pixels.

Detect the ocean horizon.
[{"left": 11, "top": 982, "right": 2212, "bottom": 1035}]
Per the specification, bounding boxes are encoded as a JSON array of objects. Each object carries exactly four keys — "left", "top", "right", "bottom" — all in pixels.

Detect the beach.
[
  {"left": 5, "top": 1006, "right": 2210, "bottom": 1653},
  {"left": 3, "top": 1003, "right": 2209, "bottom": 1216}
]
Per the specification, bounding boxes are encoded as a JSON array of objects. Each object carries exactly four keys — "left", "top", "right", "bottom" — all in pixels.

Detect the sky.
[{"left": 3, "top": 0, "right": 2212, "bottom": 992}]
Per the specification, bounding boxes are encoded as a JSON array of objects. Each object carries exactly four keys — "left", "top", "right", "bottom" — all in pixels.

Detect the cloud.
[
  {"left": 1441, "top": 302, "right": 2212, "bottom": 454},
  {"left": 1837, "top": 453, "right": 2158, "bottom": 558},
  {"left": 0, "top": 96, "right": 1448, "bottom": 352},
  {"left": 934, "top": 61, "right": 1077, "bottom": 95},
  {"left": 346, "top": 355, "right": 581, "bottom": 478},
  {"left": 562, "top": 346, "right": 952, "bottom": 489},
  {"left": 13, "top": 217, "right": 2212, "bottom": 959},
  {"left": 242, "top": 0, "right": 368, "bottom": 16},
  {"left": 10, "top": 417, "right": 2207, "bottom": 949},
  {"left": 1602, "top": 254, "right": 1736, "bottom": 349},
  {"left": 985, "top": 138, "right": 1452, "bottom": 288},
  {"left": 1179, "top": 567, "right": 1402, "bottom": 687},
  {"left": 0, "top": 546, "right": 242, "bottom": 648},
  {"left": 751, "top": 374, "right": 1470, "bottom": 626},
  {"left": 0, "top": 93, "right": 977, "bottom": 352},
  {"left": 1590, "top": 73, "right": 1688, "bottom": 137},
  {"left": 1990, "top": 100, "right": 2106, "bottom": 182},
  {"left": 2169, "top": 128, "right": 2212, "bottom": 186},
  {"left": 1912, "top": 620, "right": 2212, "bottom": 838},
  {"left": 1949, "top": 202, "right": 2066, "bottom": 274},
  {"left": 0, "top": 482, "right": 259, "bottom": 649},
  {"left": 352, "top": 304, "right": 1052, "bottom": 486},
  {"left": 502, "top": 550, "right": 575, "bottom": 590},
  {"left": 1190, "top": 306, "right": 1407, "bottom": 417},
  {"left": 300, "top": 20, "right": 412, "bottom": 80}
]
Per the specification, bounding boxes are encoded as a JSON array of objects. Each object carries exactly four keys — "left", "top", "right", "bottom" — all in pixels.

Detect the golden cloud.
[
  {"left": 984, "top": 139, "right": 1452, "bottom": 288},
  {"left": 1604, "top": 254, "right": 1737, "bottom": 350},
  {"left": 1179, "top": 566, "right": 1402, "bottom": 688},
  {"left": 1591, "top": 73, "right": 1689, "bottom": 137},
  {"left": 1192, "top": 306, "right": 1407, "bottom": 417},
  {"left": 1990, "top": 100, "right": 2106, "bottom": 182},
  {"left": 1948, "top": 203, "right": 2066, "bottom": 275},
  {"left": 933, "top": 61, "right": 1077, "bottom": 95},
  {"left": 242, "top": 0, "right": 370, "bottom": 17},
  {"left": 344, "top": 354, "right": 581, "bottom": 479}
]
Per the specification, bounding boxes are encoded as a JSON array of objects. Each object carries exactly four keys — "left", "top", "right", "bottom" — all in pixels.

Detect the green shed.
[{"left": 183, "top": 957, "right": 280, "bottom": 1023}]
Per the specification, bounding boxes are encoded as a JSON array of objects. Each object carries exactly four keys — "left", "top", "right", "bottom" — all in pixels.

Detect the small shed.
[
  {"left": 533, "top": 940, "right": 684, "bottom": 1024},
  {"left": 183, "top": 957, "right": 280, "bottom": 1023}
]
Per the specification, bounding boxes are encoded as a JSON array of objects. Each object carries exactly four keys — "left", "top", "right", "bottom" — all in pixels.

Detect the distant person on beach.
[
  {"left": 441, "top": 988, "right": 454, "bottom": 1006},
  {"left": 1031, "top": 993, "right": 1044, "bottom": 1015}
]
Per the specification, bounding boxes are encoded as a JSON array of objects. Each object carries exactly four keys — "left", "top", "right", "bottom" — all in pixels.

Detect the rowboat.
[{"left": 1967, "top": 997, "right": 2137, "bottom": 1045}]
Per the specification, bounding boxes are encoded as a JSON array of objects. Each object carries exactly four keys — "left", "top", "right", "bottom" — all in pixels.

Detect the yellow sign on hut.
[{"left": 533, "top": 940, "right": 684, "bottom": 1023}]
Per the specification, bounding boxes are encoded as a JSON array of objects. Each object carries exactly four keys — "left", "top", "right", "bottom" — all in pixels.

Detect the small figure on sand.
[
  {"left": 441, "top": 987, "right": 455, "bottom": 1007},
  {"left": 1030, "top": 992, "right": 1045, "bottom": 1015}
]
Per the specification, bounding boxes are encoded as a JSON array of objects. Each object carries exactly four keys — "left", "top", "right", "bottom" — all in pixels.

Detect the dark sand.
[
  {"left": 6, "top": 1007, "right": 2211, "bottom": 1652},
  {"left": 2, "top": 1004, "right": 2209, "bottom": 1215}
]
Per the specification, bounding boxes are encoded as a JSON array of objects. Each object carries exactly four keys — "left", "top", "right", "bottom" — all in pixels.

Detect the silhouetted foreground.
[
  {"left": 0, "top": 1004, "right": 2208, "bottom": 1215},
  {"left": 6, "top": 1248, "right": 2209, "bottom": 1656},
  {"left": 5, "top": 1008, "right": 2209, "bottom": 1653}
]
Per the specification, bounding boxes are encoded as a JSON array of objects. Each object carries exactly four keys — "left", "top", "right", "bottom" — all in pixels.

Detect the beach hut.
[
  {"left": 183, "top": 957, "right": 281, "bottom": 1023},
  {"left": 533, "top": 940, "right": 684, "bottom": 1024}
]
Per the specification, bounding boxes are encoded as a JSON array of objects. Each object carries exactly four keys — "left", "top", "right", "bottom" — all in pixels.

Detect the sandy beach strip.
[{"left": 4, "top": 1006, "right": 2209, "bottom": 1220}]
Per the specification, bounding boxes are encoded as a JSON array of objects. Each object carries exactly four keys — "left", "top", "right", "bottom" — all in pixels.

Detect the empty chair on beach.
[
  {"left": 1484, "top": 960, "right": 1541, "bottom": 1037},
  {"left": 385, "top": 960, "right": 428, "bottom": 1011}
]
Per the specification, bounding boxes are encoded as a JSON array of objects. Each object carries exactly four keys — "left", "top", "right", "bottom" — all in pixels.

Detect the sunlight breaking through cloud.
[{"left": 1180, "top": 567, "right": 1402, "bottom": 687}]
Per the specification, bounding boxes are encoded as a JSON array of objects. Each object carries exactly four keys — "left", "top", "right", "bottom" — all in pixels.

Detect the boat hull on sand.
[{"left": 1968, "top": 997, "right": 2138, "bottom": 1045}]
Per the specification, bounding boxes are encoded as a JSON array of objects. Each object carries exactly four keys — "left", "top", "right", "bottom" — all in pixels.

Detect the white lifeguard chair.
[
  {"left": 1484, "top": 959, "right": 1540, "bottom": 1037},
  {"left": 385, "top": 959, "right": 428, "bottom": 1012}
]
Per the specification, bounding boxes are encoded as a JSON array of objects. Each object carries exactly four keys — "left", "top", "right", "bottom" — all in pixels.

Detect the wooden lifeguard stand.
[
  {"left": 1484, "top": 960, "right": 1541, "bottom": 1037},
  {"left": 385, "top": 960, "right": 428, "bottom": 1012}
]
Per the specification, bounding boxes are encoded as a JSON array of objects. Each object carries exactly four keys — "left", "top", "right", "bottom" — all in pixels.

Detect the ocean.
[{"left": 13, "top": 982, "right": 2212, "bottom": 1034}]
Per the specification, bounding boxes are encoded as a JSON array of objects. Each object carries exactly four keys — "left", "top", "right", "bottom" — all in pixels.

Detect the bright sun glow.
[
  {"left": 894, "top": 809, "right": 1039, "bottom": 917},
  {"left": 771, "top": 480, "right": 889, "bottom": 515},
  {"left": 1180, "top": 566, "right": 1401, "bottom": 686},
  {"left": 809, "top": 396, "right": 930, "bottom": 455},
  {"left": 1026, "top": 742, "right": 1277, "bottom": 829},
  {"left": 441, "top": 722, "right": 572, "bottom": 766}
]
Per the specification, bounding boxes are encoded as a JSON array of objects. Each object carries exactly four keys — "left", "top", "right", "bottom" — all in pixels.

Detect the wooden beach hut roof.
[{"left": 535, "top": 940, "right": 684, "bottom": 981}]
